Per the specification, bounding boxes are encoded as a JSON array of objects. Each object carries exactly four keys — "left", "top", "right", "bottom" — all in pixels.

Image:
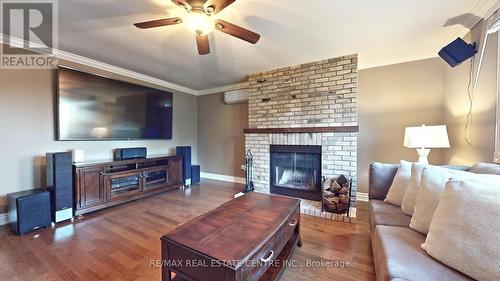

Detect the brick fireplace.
[{"left": 244, "top": 54, "right": 358, "bottom": 219}]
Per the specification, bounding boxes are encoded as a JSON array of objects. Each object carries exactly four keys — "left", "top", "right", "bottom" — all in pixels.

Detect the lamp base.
[{"left": 416, "top": 148, "right": 430, "bottom": 165}]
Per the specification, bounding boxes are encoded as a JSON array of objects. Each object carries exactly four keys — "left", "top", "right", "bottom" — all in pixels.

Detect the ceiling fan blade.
[
  {"left": 134, "top": 17, "right": 182, "bottom": 29},
  {"left": 196, "top": 35, "right": 210, "bottom": 55},
  {"left": 204, "top": 0, "right": 235, "bottom": 14},
  {"left": 215, "top": 19, "right": 260, "bottom": 44}
]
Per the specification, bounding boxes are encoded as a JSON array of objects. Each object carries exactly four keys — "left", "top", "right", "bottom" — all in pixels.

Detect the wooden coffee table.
[{"left": 161, "top": 192, "right": 302, "bottom": 281}]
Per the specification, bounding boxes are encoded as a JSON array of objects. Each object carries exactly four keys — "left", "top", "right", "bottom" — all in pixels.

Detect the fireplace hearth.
[{"left": 270, "top": 145, "right": 322, "bottom": 201}]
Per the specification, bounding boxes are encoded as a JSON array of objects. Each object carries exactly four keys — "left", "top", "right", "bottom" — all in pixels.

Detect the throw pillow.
[
  {"left": 422, "top": 179, "right": 500, "bottom": 281},
  {"left": 410, "top": 166, "right": 468, "bottom": 234},
  {"left": 470, "top": 162, "right": 500, "bottom": 175},
  {"left": 384, "top": 160, "right": 412, "bottom": 206},
  {"left": 400, "top": 163, "right": 426, "bottom": 216},
  {"left": 411, "top": 168, "right": 500, "bottom": 234}
]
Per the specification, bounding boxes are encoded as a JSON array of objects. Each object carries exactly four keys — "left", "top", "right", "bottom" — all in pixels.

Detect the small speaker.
[
  {"left": 8, "top": 189, "right": 51, "bottom": 235},
  {"left": 46, "top": 152, "right": 73, "bottom": 223},
  {"left": 114, "top": 147, "right": 147, "bottom": 161},
  {"left": 191, "top": 165, "right": 200, "bottom": 185},
  {"left": 439, "top": 37, "right": 477, "bottom": 67},
  {"left": 176, "top": 146, "right": 192, "bottom": 185}
]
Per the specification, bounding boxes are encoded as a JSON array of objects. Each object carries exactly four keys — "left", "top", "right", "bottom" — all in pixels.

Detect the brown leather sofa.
[{"left": 368, "top": 162, "right": 473, "bottom": 281}]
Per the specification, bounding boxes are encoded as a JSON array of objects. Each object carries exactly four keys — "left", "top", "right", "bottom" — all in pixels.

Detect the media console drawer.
[{"left": 161, "top": 193, "right": 302, "bottom": 281}]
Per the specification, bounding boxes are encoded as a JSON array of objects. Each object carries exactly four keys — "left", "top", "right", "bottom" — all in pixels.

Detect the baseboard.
[
  {"left": 0, "top": 213, "right": 8, "bottom": 226},
  {"left": 356, "top": 192, "right": 369, "bottom": 202},
  {"left": 200, "top": 172, "right": 246, "bottom": 184}
]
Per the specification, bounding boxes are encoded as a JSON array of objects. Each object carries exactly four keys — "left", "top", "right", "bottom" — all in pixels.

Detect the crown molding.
[
  {"left": 453, "top": 0, "right": 498, "bottom": 38},
  {"left": 198, "top": 81, "right": 250, "bottom": 95},
  {"left": 483, "top": 0, "right": 500, "bottom": 19},
  {"left": 0, "top": 34, "right": 199, "bottom": 95}
]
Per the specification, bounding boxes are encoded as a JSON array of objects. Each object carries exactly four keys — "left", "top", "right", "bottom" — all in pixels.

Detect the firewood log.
[
  {"left": 339, "top": 195, "right": 350, "bottom": 205},
  {"left": 324, "top": 190, "right": 335, "bottom": 198},
  {"left": 337, "top": 203, "right": 348, "bottom": 213}
]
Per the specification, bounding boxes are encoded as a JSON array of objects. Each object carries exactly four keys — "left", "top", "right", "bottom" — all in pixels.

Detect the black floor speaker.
[
  {"left": 46, "top": 152, "right": 74, "bottom": 223},
  {"left": 176, "top": 146, "right": 192, "bottom": 185}
]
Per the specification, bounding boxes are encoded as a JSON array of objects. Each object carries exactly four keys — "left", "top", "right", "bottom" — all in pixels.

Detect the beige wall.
[
  {"left": 357, "top": 58, "right": 448, "bottom": 193},
  {"left": 0, "top": 60, "right": 198, "bottom": 213},
  {"left": 356, "top": 24, "right": 499, "bottom": 193},
  {"left": 444, "top": 24, "right": 498, "bottom": 165},
  {"left": 197, "top": 93, "right": 247, "bottom": 177}
]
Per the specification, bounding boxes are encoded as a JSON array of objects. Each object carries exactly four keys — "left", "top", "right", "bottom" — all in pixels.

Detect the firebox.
[{"left": 270, "top": 145, "right": 322, "bottom": 201}]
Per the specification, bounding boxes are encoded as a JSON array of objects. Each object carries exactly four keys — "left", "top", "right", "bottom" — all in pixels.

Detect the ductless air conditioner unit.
[{"left": 224, "top": 89, "right": 249, "bottom": 104}]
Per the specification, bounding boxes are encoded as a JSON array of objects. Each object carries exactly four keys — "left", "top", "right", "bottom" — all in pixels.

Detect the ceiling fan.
[{"left": 134, "top": 0, "right": 260, "bottom": 55}]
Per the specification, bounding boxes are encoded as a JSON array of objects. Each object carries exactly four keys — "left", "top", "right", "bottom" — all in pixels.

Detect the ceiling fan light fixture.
[
  {"left": 184, "top": 12, "right": 215, "bottom": 36},
  {"left": 206, "top": 6, "right": 215, "bottom": 15}
]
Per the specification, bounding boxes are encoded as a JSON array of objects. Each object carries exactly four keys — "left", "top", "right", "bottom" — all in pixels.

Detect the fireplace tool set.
[{"left": 243, "top": 149, "right": 254, "bottom": 193}]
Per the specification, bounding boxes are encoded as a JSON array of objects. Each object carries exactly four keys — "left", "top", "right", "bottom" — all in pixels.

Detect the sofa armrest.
[{"left": 369, "top": 162, "right": 399, "bottom": 200}]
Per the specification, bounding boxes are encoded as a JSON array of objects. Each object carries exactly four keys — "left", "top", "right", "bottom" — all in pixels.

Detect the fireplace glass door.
[{"left": 270, "top": 145, "right": 322, "bottom": 201}]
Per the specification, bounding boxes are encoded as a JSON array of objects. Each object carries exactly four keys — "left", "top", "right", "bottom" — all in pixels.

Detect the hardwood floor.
[{"left": 0, "top": 180, "right": 375, "bottom": 281}]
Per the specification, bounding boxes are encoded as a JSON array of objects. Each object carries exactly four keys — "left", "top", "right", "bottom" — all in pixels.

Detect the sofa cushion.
[
  {"left": 422, "top": 179, "right": 500, "bottom": 281},
  {"left": 401, "top": 163, "right": 427, "bottom": 215},
  {"left": 372, "top": 225, "right": 473, "bottom": 281},
  {"left": 384, "top": 160, "right": 412, "bottom": 206},
  {"left": 369, "top": 200, "right": 411, "bottom": 233},
  {"left": 411, "top": 168, "right": 500, "bottom": 234},
  {"left": 410, "top": 166, "right": 472, "bottom": 234},
  {"left": 369, "top": 162, "right": 399, "bottom": 200}
]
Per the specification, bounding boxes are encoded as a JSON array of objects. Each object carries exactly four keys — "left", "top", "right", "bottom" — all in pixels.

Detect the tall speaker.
[
  {"left": 176, "top": 146, "right": 192, "bottom": 185},
  {"left": 46, "top": 152, "right": 73, "bottom": 223}
]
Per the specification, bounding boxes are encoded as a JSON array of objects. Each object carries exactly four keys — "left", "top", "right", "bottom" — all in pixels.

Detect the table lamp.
[{"left": 404, "top": 125, "right": 450, "bottom": 164}]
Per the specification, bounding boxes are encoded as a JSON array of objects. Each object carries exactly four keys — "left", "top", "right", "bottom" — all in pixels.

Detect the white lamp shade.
[{"left": 404, "top": 125, "right": 450, "bottom": 149}]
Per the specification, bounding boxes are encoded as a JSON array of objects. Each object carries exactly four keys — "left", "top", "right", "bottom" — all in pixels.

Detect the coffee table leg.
[
  {"left": 162, "top": 266, "right": 172, "bottom": 281},
  {"left": 162, "top": 243, "right": 172, "bottom": 281}
]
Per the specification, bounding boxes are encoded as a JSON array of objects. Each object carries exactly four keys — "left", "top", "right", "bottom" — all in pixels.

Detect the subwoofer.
[
  {"left": 46, "top": 152, "right": 73, "bottom": 223},
  {"left": 191, "top": 165, "right": 200, "bottom": 185},
  {"left": 8, "top": 189, "right": 51, "bottom": 235}
]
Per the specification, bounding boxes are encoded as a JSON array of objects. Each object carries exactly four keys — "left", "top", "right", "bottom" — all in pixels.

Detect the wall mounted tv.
[{"left": 56, "top": 66, "right": 173, "bottom": 141}]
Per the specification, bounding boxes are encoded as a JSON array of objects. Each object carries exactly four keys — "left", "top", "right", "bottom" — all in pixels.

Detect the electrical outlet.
[
  {"left": 241, "top": 165, "right": 246, "bottom": 171},
  {"left": 494, "top": 152, "right": 500, "bottom": 164}
]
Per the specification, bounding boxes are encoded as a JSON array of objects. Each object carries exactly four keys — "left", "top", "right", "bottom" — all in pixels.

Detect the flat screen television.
[{"left": 56, "top": 66, "right": 173, "bottom": 140}]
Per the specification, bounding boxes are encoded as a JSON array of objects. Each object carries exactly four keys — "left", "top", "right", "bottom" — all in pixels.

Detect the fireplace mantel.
[{"left": 244, "top": 126, "right": 359, "bottom": 134}]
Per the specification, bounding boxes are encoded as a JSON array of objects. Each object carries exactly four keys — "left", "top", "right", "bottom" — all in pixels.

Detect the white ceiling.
[{"left": 58, "top": 0, "right": 495, "bottom": 92}]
